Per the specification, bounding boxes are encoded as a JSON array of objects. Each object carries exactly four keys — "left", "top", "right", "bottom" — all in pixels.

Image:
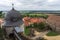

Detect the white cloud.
[
  {"left": 0, "top": 0, "right": 60, "bottom": 11},
  {"left": 47, "top": 0, "right": 55, "bottom": 2}
]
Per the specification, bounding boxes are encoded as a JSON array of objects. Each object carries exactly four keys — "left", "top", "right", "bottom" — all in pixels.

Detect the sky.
[{"left": 0, "top": 0, "right": 60, "bottom": 11}]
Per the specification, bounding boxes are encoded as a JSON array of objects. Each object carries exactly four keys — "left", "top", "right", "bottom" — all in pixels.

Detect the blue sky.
[{"left": 0, "top": 0, "right": 60, "bottom": 11}]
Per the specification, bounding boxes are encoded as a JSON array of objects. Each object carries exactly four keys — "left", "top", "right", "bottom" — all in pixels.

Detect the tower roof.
[
  {"left": 5, "top": 6, "right": 22, "bottom": 21},
  {"left": 3, "top": 4, "right": 23, "bottom": 27}
]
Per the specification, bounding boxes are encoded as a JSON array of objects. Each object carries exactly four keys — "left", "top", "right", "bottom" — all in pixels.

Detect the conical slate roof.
[
  {"left": 5, "top": 8, "right": 22, "bottom": 20},
  {"left": 3, "top": 8, "right": 23, "bottom": 27}
]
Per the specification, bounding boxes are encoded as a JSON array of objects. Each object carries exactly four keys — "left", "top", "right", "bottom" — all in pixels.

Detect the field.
[{"left": 22, "top": 14, "right": 48, "bottom": 19}]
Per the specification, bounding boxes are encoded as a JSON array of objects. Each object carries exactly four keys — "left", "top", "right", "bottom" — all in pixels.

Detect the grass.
[
  {"left": 24, "top": 27, "right": 30, "bottom": 36},
  {"left": 46, "top": 31, "right": 60, "bottom": 36}
]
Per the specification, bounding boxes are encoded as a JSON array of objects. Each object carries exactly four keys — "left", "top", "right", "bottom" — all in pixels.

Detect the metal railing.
[{"left": 14, "top": 31, "right": 22, "bottom": 40}]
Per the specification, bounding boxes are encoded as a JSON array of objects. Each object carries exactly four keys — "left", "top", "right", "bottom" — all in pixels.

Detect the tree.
[{"left": 0, "top": 11, "right": 3, "bottom": 18}]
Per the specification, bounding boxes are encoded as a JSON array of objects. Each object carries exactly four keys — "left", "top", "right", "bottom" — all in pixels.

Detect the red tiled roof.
[
  {"left": 0, "top": 19, "right": 4, "bottom": 24},
  {"left": 47, "top": 15, "right": 60, "bottom": 27},
  {"left": 23, "top": 17, "right": 45, "bottom": 26}
]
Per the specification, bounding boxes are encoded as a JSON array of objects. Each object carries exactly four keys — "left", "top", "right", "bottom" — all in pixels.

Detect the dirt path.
[
  {"left": 31, "top": 31, "right": 49, "bottom": 40},
  {"left": 31, "top": 30, "right": 60, "bottom": 40},
  {"left": 44, "top": 35, "right": 60, "bottom": 40}
]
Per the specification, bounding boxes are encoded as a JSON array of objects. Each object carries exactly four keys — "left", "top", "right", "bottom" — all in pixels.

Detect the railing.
[{"left": 14, "top": 31, "right": 22, "bottom": 40}]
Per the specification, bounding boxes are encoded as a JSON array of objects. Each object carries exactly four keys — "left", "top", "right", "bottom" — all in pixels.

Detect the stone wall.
[{"left": 5, "top": 27, "right": 14, "bottom": 35}]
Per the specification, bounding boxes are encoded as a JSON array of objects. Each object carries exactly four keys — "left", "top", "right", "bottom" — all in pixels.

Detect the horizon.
[{"left": 2, "top": 10, "right": 60, "bottom": 12}]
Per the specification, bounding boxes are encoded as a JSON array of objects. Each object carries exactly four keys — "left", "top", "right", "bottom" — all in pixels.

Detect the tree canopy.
[{"left": 0, "top": 11, "right": 3, "bottom": 18}]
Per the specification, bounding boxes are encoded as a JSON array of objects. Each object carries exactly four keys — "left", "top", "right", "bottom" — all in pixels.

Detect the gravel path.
[{"left": 31, "top": 31, "right": 49, "bottom": 40}]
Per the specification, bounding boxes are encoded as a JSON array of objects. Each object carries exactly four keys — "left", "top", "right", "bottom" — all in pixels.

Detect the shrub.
[
  {"left": 26, "top": 22, "right": 46, "bottom": 30},
  {"left": 46, "top": 31, "right": 60, "bottom": 36},
  {"left": 38, "top": 22, "right": 46, "bottom": 30}
]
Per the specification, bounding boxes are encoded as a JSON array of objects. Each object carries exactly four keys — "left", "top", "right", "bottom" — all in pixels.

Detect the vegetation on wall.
[
  {"left": 24, "top": 22, "right": 47, "bottom": 36},
  {"left": 26, "top": 22, "right": 47, "bottom": 30}
]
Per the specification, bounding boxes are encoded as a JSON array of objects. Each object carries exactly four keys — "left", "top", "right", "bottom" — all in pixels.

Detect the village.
[
  {"left": 0, "top": 0, "right": 60, "bottom": 40},
  {"left": 0, "top": 4, "right": 60, "bottom": 40}
]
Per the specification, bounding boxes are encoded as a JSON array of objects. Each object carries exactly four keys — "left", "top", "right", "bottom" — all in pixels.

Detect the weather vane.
[{"left": 12, "top": 3, "right": 14, "bottom": 9}]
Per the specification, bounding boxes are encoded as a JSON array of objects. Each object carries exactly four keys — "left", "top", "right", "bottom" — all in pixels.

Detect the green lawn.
[
  {"left": 24, "top": 27, "right": 30, "bottom": 36},
  {"left": 46, "top": 31, "right": 60, "bottom": 36}
]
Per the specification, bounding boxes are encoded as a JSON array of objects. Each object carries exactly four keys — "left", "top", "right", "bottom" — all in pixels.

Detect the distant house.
[
  {"left": 0, "top": 19, "right": 4, "bottom": 29},
  {"left": 47, "top": 15, "right": 60, "bottom": 33},
  {"left": 0, "top": 19, "right": 4, "bottom": 24}
]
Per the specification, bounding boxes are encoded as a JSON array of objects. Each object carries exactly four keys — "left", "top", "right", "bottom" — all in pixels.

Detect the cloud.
[{"left": 0, "top": 0, "right": 60, "bottom": 11}]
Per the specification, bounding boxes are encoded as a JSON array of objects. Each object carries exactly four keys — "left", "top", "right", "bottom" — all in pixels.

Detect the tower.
[{"left": 2, "top": 4, "right": 24, "bottom": 38}]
